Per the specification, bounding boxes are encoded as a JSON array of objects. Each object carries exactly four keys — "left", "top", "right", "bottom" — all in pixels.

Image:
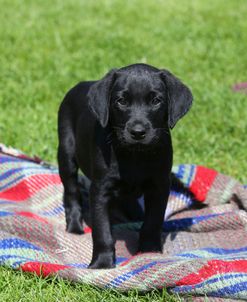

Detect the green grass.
[
  {"left": 0, "top": 0, "right": 246, "bottom": 301},
  {"left": 0, "top": 267, "right": 182, "bottom": 302}
]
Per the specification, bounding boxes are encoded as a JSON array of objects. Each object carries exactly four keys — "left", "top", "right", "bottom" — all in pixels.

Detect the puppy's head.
[{"left": 87, "top": 64, "right": 193, "bottom": 147}]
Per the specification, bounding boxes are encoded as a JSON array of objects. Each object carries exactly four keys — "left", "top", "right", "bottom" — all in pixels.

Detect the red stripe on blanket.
[
  {"left": 84, "top": 226, "right": 92, "bottom": 233},
  {"left": 0, "top": 174, "right": 61, "bottom": 201},
  {"left": 176, "top": 259, "right": 247, "bottom": 286},
  {"left": 21, "top": 262, "right": 68, "bottom": 277},
  {"left": 189, "top": 166, "right": 217, "bottom": 202},
  {"left": 15, "top": 211, "right": 49, "bottom": 223}
]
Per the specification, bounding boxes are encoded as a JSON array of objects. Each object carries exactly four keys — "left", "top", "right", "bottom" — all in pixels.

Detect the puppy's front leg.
[
  {"left": 139, "top": 181, "right": 170, "bottom": 253},
  {"left": 88, "top": 181, "right": 115, "bottom": 269}
]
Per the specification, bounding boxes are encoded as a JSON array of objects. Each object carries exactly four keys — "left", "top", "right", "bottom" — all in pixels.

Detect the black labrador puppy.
[{"left": 57, "top": 63, "right": 193, "bottom": 269}]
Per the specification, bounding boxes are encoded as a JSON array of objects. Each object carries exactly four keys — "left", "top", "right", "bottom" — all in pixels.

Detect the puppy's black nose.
[{"left": 129, "top": 124, "right": 146, "bottom": 140}]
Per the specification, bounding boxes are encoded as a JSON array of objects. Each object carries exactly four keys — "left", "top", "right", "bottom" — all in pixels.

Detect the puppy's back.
[{"left": 58, "top": 81, "right": 95, "bottom": 128}]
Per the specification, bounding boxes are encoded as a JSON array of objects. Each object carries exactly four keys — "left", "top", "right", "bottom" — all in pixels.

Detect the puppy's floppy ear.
[
  {"left": 160, "top": 70, "right": 193, "bottom": 129},
  {"left": 87, "top": 69, "right": 117, "bottom": 128}
]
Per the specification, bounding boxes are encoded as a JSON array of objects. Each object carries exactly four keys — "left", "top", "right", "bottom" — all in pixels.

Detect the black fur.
[{"left": 57, "top": 63, "right": 193, "bottom": 269}]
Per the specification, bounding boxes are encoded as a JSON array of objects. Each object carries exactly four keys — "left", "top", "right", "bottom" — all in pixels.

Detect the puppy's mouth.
[
  {"left": 112, "top": 128, "right": 161, "bottom": 149},
  {"left": 124, "top": 135, "right": 154, "bottom": 145}
]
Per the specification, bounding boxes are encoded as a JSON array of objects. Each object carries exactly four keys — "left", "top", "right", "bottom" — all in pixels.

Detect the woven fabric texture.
[{"left": 0, "top": 143, "right": 247, "bottom": 301}]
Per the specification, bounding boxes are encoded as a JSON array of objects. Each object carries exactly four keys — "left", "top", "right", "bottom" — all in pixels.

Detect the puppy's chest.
[{"left": 117, "top": 158, "right": 159, "bottom": 184}]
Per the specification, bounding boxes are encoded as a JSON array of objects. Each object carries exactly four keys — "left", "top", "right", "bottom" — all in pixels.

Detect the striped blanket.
[{"left": 0, "top": 144, "right": 247, "bottom": 301}]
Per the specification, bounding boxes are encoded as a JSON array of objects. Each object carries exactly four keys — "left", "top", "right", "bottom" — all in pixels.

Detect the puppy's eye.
[
  {"left": 116, "top": 98, "right": 127, "bottom": 106},
  {"left": 152, "top": 98, "right": 162, "bottom": 106}
]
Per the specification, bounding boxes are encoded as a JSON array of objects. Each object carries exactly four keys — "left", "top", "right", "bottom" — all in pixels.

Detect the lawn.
[{"left": 0, "top": 0, "right": 246, "bottom": 301}]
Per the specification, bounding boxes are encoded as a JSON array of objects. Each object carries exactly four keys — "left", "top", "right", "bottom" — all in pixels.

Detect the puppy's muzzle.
[
  {"left": 126, "top": 121, "right": 151, "bottom": 141},
  {"left": 129, "top": 124, "right": 146, "bottom": 140}
]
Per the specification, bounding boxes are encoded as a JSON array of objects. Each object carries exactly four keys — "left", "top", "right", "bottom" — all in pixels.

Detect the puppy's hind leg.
[{"left": 58, "top": 124, "right": 84, "bottom": 235}]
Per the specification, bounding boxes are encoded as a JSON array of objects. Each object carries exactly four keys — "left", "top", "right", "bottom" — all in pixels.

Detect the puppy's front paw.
[
  {"left": 65, "top": 208, "right": 84, "bottom": 234},
  {"left": 66, "top": 219, "right": 84, "bottom": 234},
  {"left": 138, "top": 236, "right": 163, "bottom": 253},
  {"left": 88, "top": 251, "right": 115, "bottom": 269}
]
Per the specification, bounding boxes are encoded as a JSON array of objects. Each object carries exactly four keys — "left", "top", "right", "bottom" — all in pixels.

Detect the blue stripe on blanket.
[
  {"left": 0, "top": 238, "right": 42, "bottom": 251},
  {"left": 163, "top": 213, "right": 225, "bottom": 231}
]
